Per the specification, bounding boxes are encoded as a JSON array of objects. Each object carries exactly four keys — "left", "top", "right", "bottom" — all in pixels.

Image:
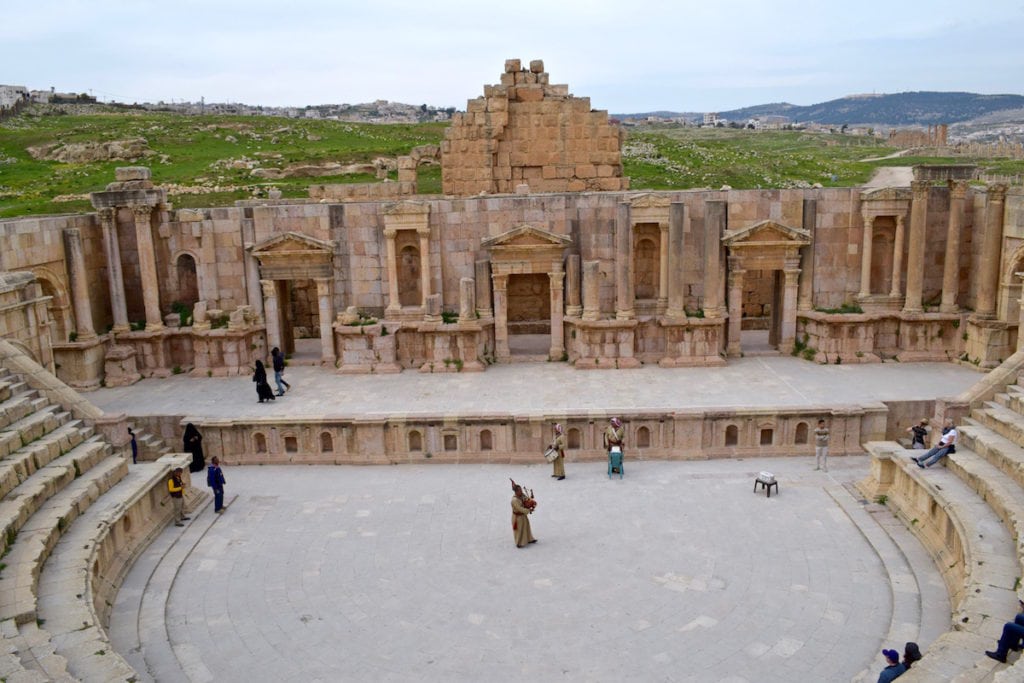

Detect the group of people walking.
[{"left": 253, "top": 347, "right": 291, "bottom": 403}]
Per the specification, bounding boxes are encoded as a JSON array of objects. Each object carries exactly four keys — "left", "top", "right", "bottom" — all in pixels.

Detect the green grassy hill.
[{"left": 2, "top": 106, "right": 1022, "bottom": 218}]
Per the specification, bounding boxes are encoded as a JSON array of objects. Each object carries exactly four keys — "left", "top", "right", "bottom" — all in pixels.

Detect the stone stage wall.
[{"left": 124, "top": 400, "right": 947, "bottom": 467}]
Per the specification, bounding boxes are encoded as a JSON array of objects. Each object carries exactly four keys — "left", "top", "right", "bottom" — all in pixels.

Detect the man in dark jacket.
[
  {"left": 271, "top": 347, "right": 291, "bottom": 396},
  {"left": 207, "top": 457, "right": 227, "bottom": 513}
]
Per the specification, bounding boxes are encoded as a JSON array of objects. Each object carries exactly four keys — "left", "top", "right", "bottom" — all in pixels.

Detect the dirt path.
[{"left": 863, "top": 165, "right": 913, "bottom": 188}]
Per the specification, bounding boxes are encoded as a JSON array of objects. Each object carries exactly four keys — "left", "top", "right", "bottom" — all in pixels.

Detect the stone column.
[
  {"left": 781, "top": 262, "right": 801, "bottom": 353},
  {"left": 549, "top": 269, "right": 565, "bottom": 360},
  {"left": 797, "top": 199, "right": 816, "bottom": 311},
  {"left": 97, "top": 208, "right": 130, "bottom": 332},
  {"left": 492, "top": 273, "right": 509, "bottom": 361},
  {"left": 261, "top": 279, "right": 281, "bottom": 352},
  {"left": 418, "top": 229, "right": 431, "bottom": 309},
  {"left": 615, "top": 202, "right": 634, "bottom": 320},
  {"left": 582, "top": 260, "right": 600, "bottom": 321},
  {"left": 1017, "top": 273, "right": 1024, "bottom": 352},
  {"left": 242, "top": 219, "right": 264, "bottom": 321},
  {"left": 902, "top": 181, "right": 928, "bottom": 313},
  {"left": 704, "top": 200, "right": 726, "bottom": 317},
  {"left": 565, "top": 254, "right": 582, "bottom": 317},
  {"left": 726, "top": 259, "right": 744, "bottom": 357},
  {"left": 459, "top": 277, "right": 476, "bottom": 322},
  {"left": 941, "top": 180, "right": 968, "bottom": 312},
  {"left": 666, "top": 202, "right": 687, "bottom": 320},
  {"left": 63, "top": 228, "right": 97, "bottom": 340},
  {"left": 384, "top": 229, "right": 400, "bottom": 316},
  {"left": 657, "top": 221, "right": 669, "bottom": 314},
  {"left": 976, "top": 184, "right": 1008, "bottom": 319},
  {"left": 475, "top": 260, "right": 492, "bottom": 318},
  {"left": 315, "top": 278, "right": 335, "bottom": 364},
  {"left": 132, "top": 204, "right": 163, "bottom": 330},
  {"left": 889, "top": 214, "right": 905, "bottom": 298},
  {"left": 858, "top": 213, "right": 874, "bottom": 298}
]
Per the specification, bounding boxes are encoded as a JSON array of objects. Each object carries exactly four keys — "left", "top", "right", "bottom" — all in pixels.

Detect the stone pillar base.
[
  {"left": 52, "top": 335, "right": 108, "bottom": 390},
  {"left": 962, "top": 316, "right": 1015, "bottom": 369}
]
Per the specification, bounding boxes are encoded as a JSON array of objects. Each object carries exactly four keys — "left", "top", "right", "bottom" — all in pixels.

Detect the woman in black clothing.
[
  {"left": 183, "top": 422, "right": 205, "bottom": 473},
  {"left": 903, "top": 641, "right": 922, "bottom": 669},
  {"left": 253, "top": 360, "right": 276, "bottom": 403}
]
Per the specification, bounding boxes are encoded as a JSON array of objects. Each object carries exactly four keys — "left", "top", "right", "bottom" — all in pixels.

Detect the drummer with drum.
[{"left": 548, "top": 423, "right": 567, "bottom": 480}]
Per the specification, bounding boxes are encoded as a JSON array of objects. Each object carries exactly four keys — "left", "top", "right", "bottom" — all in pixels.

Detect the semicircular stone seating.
[
  {"left": 0, "top": 340, "right": 193, "bottom": 683},
  {"left": 861, "top": 352, "right": 1024, "bottom": 682}
]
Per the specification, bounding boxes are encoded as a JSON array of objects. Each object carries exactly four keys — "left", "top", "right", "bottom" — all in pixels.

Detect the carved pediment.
[
  {"left": 628, "top": 193, "right": 671, "bottom": 209},
  {"left": 249, "top": 231, "right": 334, "bottom": 256},
  {"left": 860, "top": 186, "right": 911, "bottom": 202},
  {"left": 722, "top": 220, "right": 810, "bottom": 247},
  {"left": 482, "top": 224, "right": 572, "bottom": 249}
]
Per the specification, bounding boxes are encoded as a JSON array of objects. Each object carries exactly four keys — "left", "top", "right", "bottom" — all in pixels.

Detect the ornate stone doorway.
[
  {"left": 482, "top": 224, "right": 571, "bottom": 362},
  {"left": 249, "top": 232, "right": 337, "bottom": 365},
  {"left": 722, "top": 220, "right": 810, "bottom": 357}
]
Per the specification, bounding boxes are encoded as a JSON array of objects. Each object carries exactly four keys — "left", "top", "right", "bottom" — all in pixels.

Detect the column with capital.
[
  {"left": 940, "top": 180, "right": 968, "bottom": 312},
  {"left": 492, "top": 273, "right": 509, "bottom": 361},
  {"left": 726, "top": 260, "right": 745, "bottom": 357},
  {"left": 704, "top": 200, "right": 726, "bottom": 317},
  {"left": 780, "top": 263, "right": 801, "bottom": 353},
  {"left": 615, "top": 202, "right": 634, "bottom": 320},
  {"left": 132, "top": 204, "right": 163, "bottom": 330},
  {"left": 418, "top": 228, "right": 431, "bottom": 309},
  {"left": 902, "top": 181, "right": 929, "bottom": 313},
  {"left": 565, "top": 254, "right": 582, "bottom": 317},
  {"left": 889, "top": 215, "right": 905, "bottom": 298},
  {"left": 666, "top": 203, "right": 687, "bottom": 320},
  {"left": 63, "top": 228, "right": 97, "bottom": 341},
  {"left": 858, "top": 213, "right": 874, "bottom": 298},
  {"left": 316, "top": 277, "right": 336, "bottom": 364},
  {"left": 261, "top": 279, "right": 281, "bottom": 352},
  {"left": 975, "top": 184, "right": 1007, "bottom": 318},
  {"left": 97, "top": 208, "right": 130, "bottom": 332},
  {"left": 581, "top": 260, "right": 600, "bottom": 321},
  {"left": 384, "top": 229, "right": 400, "bottom": 316},
  {"left": 549, "top": 269, "right": 565, "bottom": 360},
  {"left": 796, "top": 199, "right": 816, "bottom": 311},
  {"left": 657, "top": 222, "right": 669, "bottom": 314}
]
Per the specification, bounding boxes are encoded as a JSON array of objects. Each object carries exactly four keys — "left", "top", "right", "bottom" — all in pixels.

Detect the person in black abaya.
[
  {"left": 253, "top": 360, "right": 276, "bottom": 403},
  {"left": 183, "top": 422, "right": 205, "bottom": 473}
]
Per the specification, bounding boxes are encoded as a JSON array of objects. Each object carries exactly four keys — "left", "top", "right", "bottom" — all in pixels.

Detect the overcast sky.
[{"left": 4, "top": 0, "right": 1023, "bottom": 113}]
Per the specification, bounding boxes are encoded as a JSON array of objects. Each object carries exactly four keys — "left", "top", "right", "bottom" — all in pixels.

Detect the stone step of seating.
[
  {"left": 944, "top": 447, "right": 1024, "bottom": 575},
  {"left": 132, "top": 429, "right": 172, "bottom": 463},
  {"left": 0, "top": 379, "right": 15, "bottom": 405},
  {"left": 0, "top": 436, "right": 110, "bottom": 558},
  {"left": 971, "top": 402, "right": 1024, "bottom": 456},
  {"left": 880, "top": 449, "right": 1017, "bottom": 681},
  {"left": 37, "top": 462, "right": 182, "bottom": 683},
  {"left": 0, "top": 405, "right": 66, "bottom": 460},
  {"left": 958, "top": 419, "right": 1024, "bottom": 493},
  {"left": 0, "top": 393, "right": 49, "bottom": 433},
  {"left": 0, "top": 420, "right": 94, "bottom": 500},
  {"left": 0, "top": 618, "right": 74, "bottom": 679},
  {"left": 0, "top": 456, "right": 128, "bottom": 625}
]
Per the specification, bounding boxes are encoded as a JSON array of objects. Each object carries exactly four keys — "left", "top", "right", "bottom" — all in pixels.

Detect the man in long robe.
[
  {"left": 511, "top": 484, "right": 536, "bottom": 548},
  {"left": 550, "top": 423, "right": 566, "bottom": 480}
]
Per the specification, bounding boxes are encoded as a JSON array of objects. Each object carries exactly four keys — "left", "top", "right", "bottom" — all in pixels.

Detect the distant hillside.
[{"left": 619, "top": 92, "right": 1024, "bottom": 126}]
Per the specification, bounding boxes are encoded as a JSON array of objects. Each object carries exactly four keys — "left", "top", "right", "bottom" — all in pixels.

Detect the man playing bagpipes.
[{"left": 510, "top": 479, "right": 537, "bottom": 548}]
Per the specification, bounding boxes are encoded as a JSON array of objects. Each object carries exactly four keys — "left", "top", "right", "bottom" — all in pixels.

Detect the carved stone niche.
[
  {"left": 382, "top": 201, "right": 432, "bottom": 320},
  {"left": 629, "top": 193, "right": 672, "bottom": 315}
]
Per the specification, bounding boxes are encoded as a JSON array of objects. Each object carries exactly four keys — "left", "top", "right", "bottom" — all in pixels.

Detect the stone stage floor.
[
  {"left": 87, "top": 356, "right": 981, "bottom": 419},
  {"left": 109, "top": 458, "right": 951, "bottom": 683}
]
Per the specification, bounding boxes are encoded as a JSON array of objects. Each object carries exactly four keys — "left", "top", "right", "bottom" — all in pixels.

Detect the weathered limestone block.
[{"left": 103, "top": 344, "right": 141, "bottom": 387}]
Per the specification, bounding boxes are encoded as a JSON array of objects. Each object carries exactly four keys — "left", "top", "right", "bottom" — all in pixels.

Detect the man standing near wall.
[{"left": 167, "top": 467, "right": 189, "bottom": 527}]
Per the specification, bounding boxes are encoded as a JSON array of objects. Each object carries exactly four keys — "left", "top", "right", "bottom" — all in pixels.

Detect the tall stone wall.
[{"left": 441, "top": 59, "right": 628, "bottom": 196}]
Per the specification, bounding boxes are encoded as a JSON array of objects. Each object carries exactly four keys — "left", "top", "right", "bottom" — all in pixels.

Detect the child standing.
[{"left": 814, "top": 419, "right": 830, "bottom": 472}]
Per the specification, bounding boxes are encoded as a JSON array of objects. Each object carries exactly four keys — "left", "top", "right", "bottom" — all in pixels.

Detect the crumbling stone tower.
[{"left": 441, "top": 59, "right": 629, "bottom": 196}]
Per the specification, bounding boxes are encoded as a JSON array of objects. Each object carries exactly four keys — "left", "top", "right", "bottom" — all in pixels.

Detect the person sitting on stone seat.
[
  {"left": 877, "top": 648, "right": 906, "bottom": 682},
  {"left": 913, "top": 418, "right": 956, "bottom": 468},
  {"left": 985, "top": 598, "right": 1024, "bottom": 663}
]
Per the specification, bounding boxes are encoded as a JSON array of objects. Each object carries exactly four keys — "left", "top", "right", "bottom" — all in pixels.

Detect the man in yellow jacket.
[{"left": 167, "top": 467, "right": 190, "bottom": 527}]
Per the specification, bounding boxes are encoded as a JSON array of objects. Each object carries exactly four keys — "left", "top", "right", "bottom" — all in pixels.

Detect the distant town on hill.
[{"left": 616, "top": 91, "right": 1024, "bottom": 127}]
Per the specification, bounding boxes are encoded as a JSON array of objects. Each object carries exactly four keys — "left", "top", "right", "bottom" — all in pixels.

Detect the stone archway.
[
  {"left": 482, "top": 224, "right": 571, "bottom": 361},
  {"left": 249, "top": 232, "right": 336, "bottom": 365},
  {"left": 722, "top": 220, "right": 810, "bottom": 356}
]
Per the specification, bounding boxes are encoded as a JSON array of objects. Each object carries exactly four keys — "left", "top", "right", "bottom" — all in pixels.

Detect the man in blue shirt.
[{"left": 878, "top": 648, "right": 906, "bottom": 682}]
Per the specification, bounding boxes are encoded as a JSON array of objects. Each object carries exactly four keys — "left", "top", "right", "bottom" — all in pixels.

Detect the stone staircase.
[
  {"left": 0, "top": 342, "right": 195, "bottom": 682},
  {"left": 862, "top": 363, "right": 1024, "bottom": 682}
]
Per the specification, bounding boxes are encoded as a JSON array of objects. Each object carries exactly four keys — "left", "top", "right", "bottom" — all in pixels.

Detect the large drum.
[{"left": 543, "top": 446, "right": 558, "bottom": 463}]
